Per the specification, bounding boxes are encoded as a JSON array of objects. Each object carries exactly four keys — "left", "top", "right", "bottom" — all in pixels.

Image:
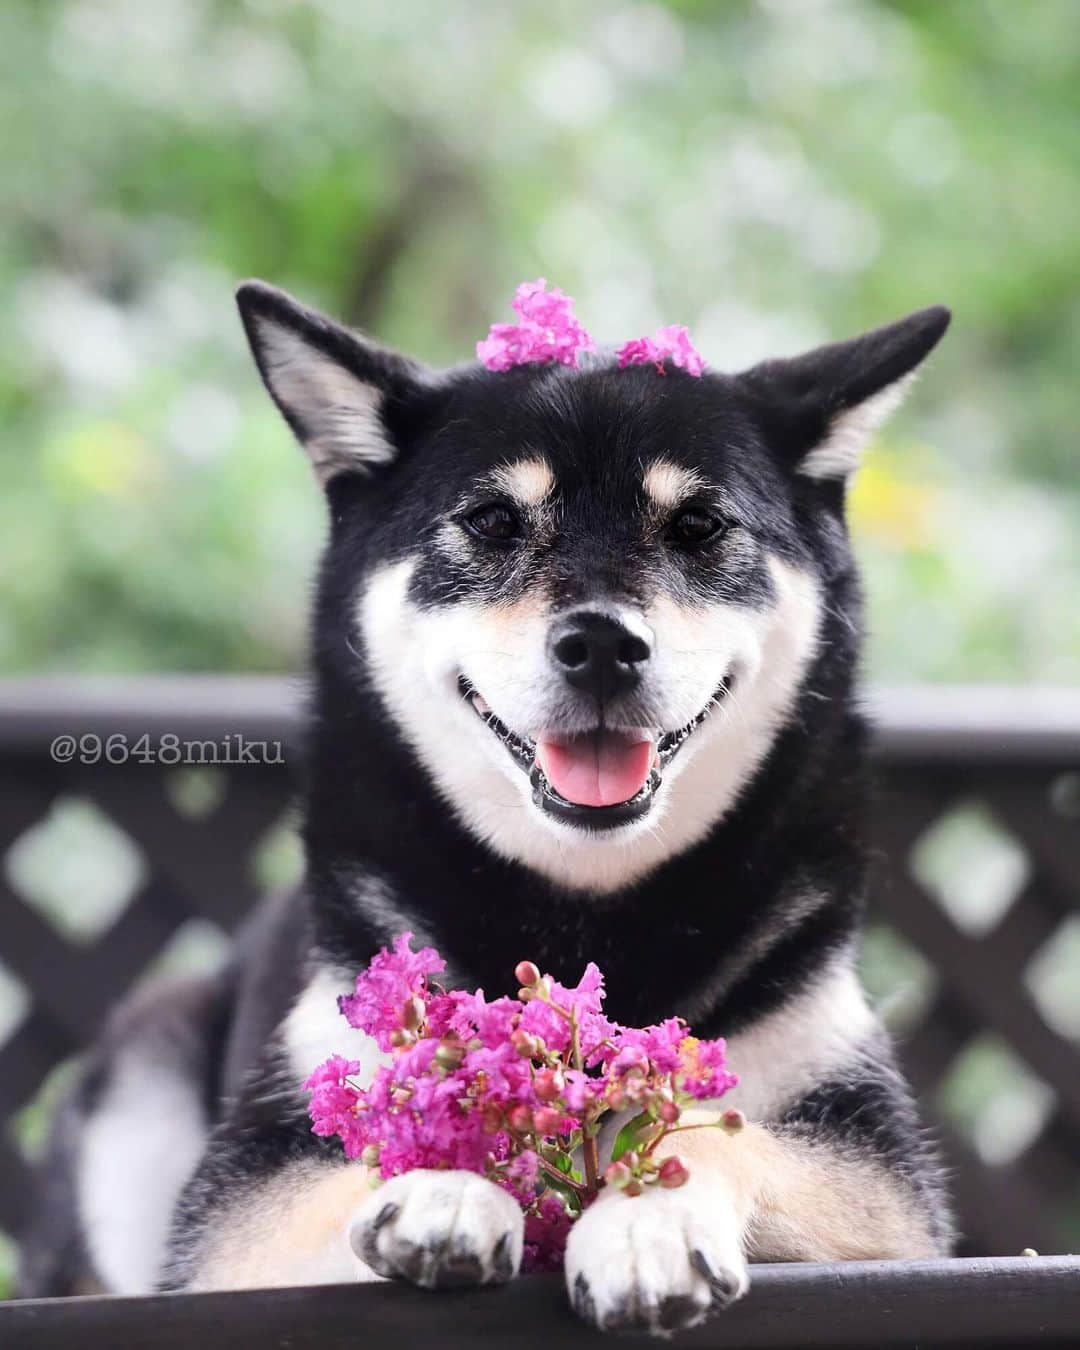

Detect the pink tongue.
[{"left": 537, "top": 732, "right": 654, "bottom": 808}]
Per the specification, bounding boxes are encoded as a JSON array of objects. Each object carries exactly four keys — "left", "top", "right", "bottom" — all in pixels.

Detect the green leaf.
[
  {"left": 542, "top": 1170, "right": 583, "bottom": 1211},
  {"left": 610, "top": 1111, "right": 652, "bottom": 1162}
]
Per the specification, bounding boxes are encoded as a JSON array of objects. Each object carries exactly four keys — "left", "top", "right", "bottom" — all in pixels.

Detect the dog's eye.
[
  {"left": 464, "top": 502, "right": 523, "bottom": 543},
  {"left": 667, "top": 509, "right": 723, "bottom": 546}
]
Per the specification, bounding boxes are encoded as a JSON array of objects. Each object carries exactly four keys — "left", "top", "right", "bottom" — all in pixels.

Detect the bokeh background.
[
  {"left": 3, "top": 0, "right": 1079, "bottom": 681},
  {"left": 1, "top": 0, "right": 1078, "bottom": 1298}
]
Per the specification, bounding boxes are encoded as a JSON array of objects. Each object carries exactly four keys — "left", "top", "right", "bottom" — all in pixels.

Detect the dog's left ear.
[
  {"left": 738, "top": 306, "right": 950, "bottom": 481},
  {"left": 236, "top": 281, "right": 431, "bottom": 486}
]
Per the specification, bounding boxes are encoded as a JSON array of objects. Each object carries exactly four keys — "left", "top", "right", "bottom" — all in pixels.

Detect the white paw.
[
  {"left": 565, "top": 1183, "right": 748, "bottom": 1335},
  {"left": 349, "top": 1170, "right": 523, "bottom": 1289}
]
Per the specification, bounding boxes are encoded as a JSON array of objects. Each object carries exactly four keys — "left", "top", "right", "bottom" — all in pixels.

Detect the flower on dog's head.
[
  {"left": 617, "top": 325, "right": 706, "bottom": 377},
  {"left": 477, "top": 278, "right": 595, "bottom": 371},
  {"left": 477, "top": 280, "right": 705, "bottom": 378}
]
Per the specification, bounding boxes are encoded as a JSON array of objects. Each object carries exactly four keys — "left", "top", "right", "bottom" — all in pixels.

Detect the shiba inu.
[{"left": 20, "top": 281, "right": 952, "bottom": 1334}]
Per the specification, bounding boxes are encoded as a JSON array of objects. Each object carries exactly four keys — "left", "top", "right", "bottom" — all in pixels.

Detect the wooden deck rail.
[
  {"left": 0, "top": 678, "right": 1078, "bottom": 1269},
  {"left": 4, "top": 1258, "right": 1080, "bottom": 1347}
]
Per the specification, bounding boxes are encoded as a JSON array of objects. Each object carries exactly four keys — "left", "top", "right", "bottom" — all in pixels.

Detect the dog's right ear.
[{"left": 236, "top": 281, "right": 430, "bottom": 486}]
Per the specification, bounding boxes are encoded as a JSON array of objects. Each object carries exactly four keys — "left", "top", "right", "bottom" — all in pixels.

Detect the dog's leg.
[
  {"left": 348, "top": 1169, "right": 524, "bottom": 1288},
  {"left": 176, "top": 1159, "right": 375, "bottom": 1291},
  {"left": 171, "top": 1156, "right": 524, "bottom": 1292},
  {"left": 565, "top": 1155, "right": 749, "bottom": 1336},
  {"left": 566, "top": 1062, "right": 948, "bottom": 1334}
]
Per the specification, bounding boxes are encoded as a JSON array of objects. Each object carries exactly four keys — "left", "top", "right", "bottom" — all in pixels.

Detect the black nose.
[{"left": 549, "top": 611, "right": 653, "bottom": 705}]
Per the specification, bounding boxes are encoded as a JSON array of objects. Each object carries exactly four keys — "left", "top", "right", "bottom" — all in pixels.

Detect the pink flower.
[
  {"left": 603, "top": 1017, "right": 687, "bottom": 1075},
  {"left": 675, "top": 1035, "right": 739, "bottom": 1100},
  {"left": 304, "top": 1054, "right": 360, "bottom": 1092},
  {"left": 427, "top": 988, "right": 520, "bottom": 1048},
  {"left": 520, "top": 961, "right": 616, "bottom": 1059},
  {"left": 561, "top": 1068, "right": 595, "bottom": 1113},
  {"left": 354, "top": 1049, "right": 499, "bottom": 1176},
  {"left": 501, "top": 1149, "right": 541, "bottom": 1206},
  {"left": 305, "top": 1055, "right": 364, "bottom": 1152},
  {"left": 477, "top": 279, "right": 595, "bottom": 371},
  {"left": 307, "top": 936, "right": 742, "bottom": 1274},
  {"left": 338, "top": 931, "right": 445, "bottom": 1051},
  {"left": 523, "top": 1196, "right": 573, "bottom": 1273},
  {"left": 616, "top": 325, "right": 706, "bottom": 377}
]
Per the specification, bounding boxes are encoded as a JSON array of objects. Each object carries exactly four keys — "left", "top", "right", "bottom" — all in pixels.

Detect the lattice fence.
[{"left": 0, "top": 679, "right": 1077, "bottom": 1280}]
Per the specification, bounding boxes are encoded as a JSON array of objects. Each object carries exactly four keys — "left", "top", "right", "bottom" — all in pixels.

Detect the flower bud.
[
  {"left": 533, "top": 1068, "right": 564, "bottom": 1102},
  {"left": 389, "top": 1028, "right": 415, "bottom": 1049},
  {"left": 657, "top": 1099, "right": 680, "bottom": 1124},
  {"left": 532, "top": 1106, "right": 562, "bottom": 1135},
  {"left": 721, "top": 1108, "right": 745, "bottom": 1133},
  {"left": 435, "top": 1038, "right": 466, "bottom": 1070},
  {"left": 511, "top": 1028, "right": 542, "bottom": 1058},
  {"left": 515, "top": 960, "right": 541, "bottom": 988},
  {"left": 658, "top": 1156, "right": 689, "bottom": 1189},
  {"left": 607, "top": 1087, "right": 627, "bottom": 1112},
  {"left": 400, "top": 995, "right": 425, "bottom": 1031},
  {"left": 604, "top": 1161, "right": 632, "bottom": 1189},
  {"left": 507, "top": 1104, "right": 532, "bottom": 1134},
  {"left": 625, "top": 1076, "right": 647, "bottom": 1104},
  {"left": 481, "top": 1103, "right": 503, "bottom": 1134},
  {"left": 360, "top": 1143, "right": 381, "bottom": 1168},
  {"left": 517, "top": 987, "right": 535, "bottom": 1003},
  {"left": 623, "top": 1179, "right": 644, "bottom": 1198}
]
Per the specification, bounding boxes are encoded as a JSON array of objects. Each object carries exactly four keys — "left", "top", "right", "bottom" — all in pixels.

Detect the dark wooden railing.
[
  {"left": 0, "top": 679, "right": 1077, "bottom": 1276},
  {"left": 4, "top": 1258, "right": 1080, "bottom": 1347}
]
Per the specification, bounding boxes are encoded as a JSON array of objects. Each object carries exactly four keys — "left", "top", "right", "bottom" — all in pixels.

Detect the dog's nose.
[{"left": 549, "top": 612, "right": 653, "bottom": 704}]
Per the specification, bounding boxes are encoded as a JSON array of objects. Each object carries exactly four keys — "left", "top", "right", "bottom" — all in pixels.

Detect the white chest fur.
[{"left": 720, "top": 959, "right": 877, "bottom": 1121}]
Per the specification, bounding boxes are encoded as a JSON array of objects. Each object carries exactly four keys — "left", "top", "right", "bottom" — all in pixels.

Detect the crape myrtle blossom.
[
  {"left": 476, "top": 278, "right": 596, "bottom": 371},
  {"left": 616, "top": 324, "right": 706, "bottom": 376},
  {"left": 306, "top": 935, "right": 740, "bottom": 1272},
  {"left": 476, "top": 279, "right": 705, "bottom": 377},
  {"left": 337, "top": 931, "right": 445, "bottom": 1053}
]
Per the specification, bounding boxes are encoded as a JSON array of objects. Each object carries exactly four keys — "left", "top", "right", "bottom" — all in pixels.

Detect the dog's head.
[{"left": 238, "top": 283, "right": 948, "bottom": 892}]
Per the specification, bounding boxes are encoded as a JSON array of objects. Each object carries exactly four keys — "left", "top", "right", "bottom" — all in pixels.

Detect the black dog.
[{"left": 22, "top": 283, "right": 951, "bottom": 1334}]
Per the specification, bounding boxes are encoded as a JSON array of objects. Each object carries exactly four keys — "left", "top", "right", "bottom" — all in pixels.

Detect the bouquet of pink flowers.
[{"left": 305, "top": 933, "right": 741, "bottom": 1272}]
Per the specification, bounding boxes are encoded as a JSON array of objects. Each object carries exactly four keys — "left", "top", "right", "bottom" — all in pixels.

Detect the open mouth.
[{"left": 457, "top": 675, "right": 732, "bottom": 831}]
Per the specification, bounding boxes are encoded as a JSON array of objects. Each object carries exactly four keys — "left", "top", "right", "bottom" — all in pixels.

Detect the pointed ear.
[
  {"left": 236, "top": 281, "right": 430, "bottom": 485},
  {"left": 739, "top": 306, "right": 951, "bottom": 481}
]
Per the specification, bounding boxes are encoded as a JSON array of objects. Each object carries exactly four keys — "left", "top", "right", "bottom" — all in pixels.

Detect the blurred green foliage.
[{"left": 1, "top": 0, "right": 1078, "bottom": 680}]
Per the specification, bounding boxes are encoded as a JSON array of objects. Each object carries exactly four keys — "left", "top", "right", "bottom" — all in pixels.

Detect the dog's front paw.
[
  {"left": 565, "top": 1184, "right": 748, "bottom": 1335},
  {"left": 349, "top": 1170, "right": 523, "bottom": 1289}
]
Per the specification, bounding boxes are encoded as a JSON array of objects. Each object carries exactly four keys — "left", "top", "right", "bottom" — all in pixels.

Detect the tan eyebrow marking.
[
  {"left": 643, "top": 458, "right": 706, "bottom": 510},
  {"left": 487, "top": 455, "right": 556, "bottom": 508}
]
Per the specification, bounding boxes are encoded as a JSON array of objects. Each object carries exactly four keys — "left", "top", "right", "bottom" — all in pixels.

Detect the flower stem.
[
  {"left": 641, "top": 1123, "right": 670, "bottom": 1157},
  {"left": 582, "top": 1124, "right": 600, "bottom": 1197},
  {"left": 660, "top": 1121, "right": 729, "bottom": 1139},
  {"left": 567, "top": 1007, "right": 600, "bottom": 1196},
  {"left": 537, "top": 1157, "right": 587, "bottom": 1196}
]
